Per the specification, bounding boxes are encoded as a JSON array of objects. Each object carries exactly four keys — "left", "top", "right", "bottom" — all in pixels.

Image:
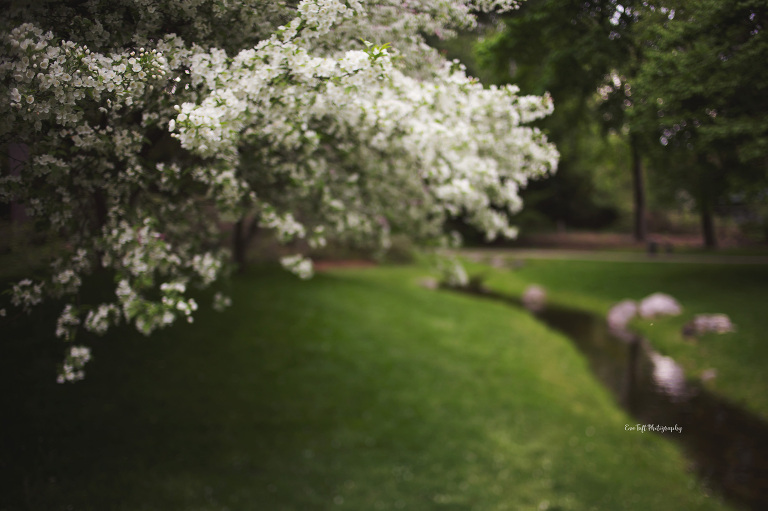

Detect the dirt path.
[
  {"left": 314, "top": 260, "right": 378, "bottom": 272},
  {"left": 457, "top": 248, "right": 768, "bottom": 265}
]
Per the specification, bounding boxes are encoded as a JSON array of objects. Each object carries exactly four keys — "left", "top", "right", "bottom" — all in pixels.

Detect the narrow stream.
[{"left": 455, "top": 286, "right": 768, "bottom": 511}]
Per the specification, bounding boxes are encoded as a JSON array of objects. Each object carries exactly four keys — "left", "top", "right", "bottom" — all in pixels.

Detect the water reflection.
[{"left": 649, "top": 352, "right": 689, "bottom": 402}]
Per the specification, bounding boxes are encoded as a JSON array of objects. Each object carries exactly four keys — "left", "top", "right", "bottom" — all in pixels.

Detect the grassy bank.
[
  {"left": 1, "top": 265, "right": 730, "bottom": 510},
  {"left": 463, "top": 254, "right": 768, "bottom": 422}
]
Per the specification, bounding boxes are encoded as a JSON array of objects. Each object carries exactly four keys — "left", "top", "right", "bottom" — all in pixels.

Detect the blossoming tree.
[{"left": 1, "top": 0, "right": 558, "bottom": 382}]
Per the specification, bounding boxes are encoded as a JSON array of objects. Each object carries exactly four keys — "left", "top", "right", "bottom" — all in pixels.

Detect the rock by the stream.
[
  {"left": 638, "top": 292, "right": 683, "bottom": 318},
  {"left": 607, "top": 299, "right": 638, "bottom": 330},
  {"left": 522, "top": 284, "right": 546, "bottom": 312},
  {"left": 683, "top": 314, "right": 736, "bottom": 337},
  {"left": 510, "top": 259, "right": 526, "bottom": 270},
  {"left": 418, "top": 277, "right": 439, "bottom": 290},
  {"left": 489, "top": 256, "right": 507, "bottom": 269}
]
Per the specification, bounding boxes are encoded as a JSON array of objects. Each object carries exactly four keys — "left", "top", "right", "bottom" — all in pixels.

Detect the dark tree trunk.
[
  {"left": 233, "top": 219, "right": 247, "bottom": 273},
  {"left": 700, "top": 195, "right": 717, "bottom": 249},
  {"left": 630, "top": 136, "right": 647, "bottom": 242},
  {"left": 232, "top": 217, "right": 260, "bottom": 273},
  {"left": 9, "top": 143, "right": 29, "bottom": 224},
  {"left": 699, "top": 159, "right": 718, "bottom": 249}
]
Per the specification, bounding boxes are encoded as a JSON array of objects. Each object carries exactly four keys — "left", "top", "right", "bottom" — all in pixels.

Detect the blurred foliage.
[
  {"left": 435, "top": 0, "right": 768, "bottom": 245},
  {"left": 470, "top": 0, "right": 642, "bottom": 234},
  {"left": 634, "top": 0, "right": 768, "bottom": 167},
  {"left": 633, "top": 0, "right": 768, "bottom": 243}
]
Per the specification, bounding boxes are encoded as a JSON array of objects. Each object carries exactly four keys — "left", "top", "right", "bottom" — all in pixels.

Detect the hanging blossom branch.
[{"left": 0, "top": 0, "right": 556, "bottom": 383}]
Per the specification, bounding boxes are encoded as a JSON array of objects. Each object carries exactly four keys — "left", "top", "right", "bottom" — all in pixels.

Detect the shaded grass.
[
  {"left": 1, "top": 265, "right": 732, "bottom": 510},
  {"left": 464, "top": 256, "right": 768, "bottom": 422}
]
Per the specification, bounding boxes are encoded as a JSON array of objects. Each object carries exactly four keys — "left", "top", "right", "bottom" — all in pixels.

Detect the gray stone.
[
  {"left": 684, "top": 314, "right": 736, "bottom": 336},
  {"left": 418, "top": 277, "right": 439, "bottom": 290},
  {"left": 639, "top": 292, "right": 682, "bottom": 318},
  {"left": 522, "top": 284, "right": 546, "bottom": 312},
  {"left": 607, "top": 299, "right": 637, "bottom": 330}
]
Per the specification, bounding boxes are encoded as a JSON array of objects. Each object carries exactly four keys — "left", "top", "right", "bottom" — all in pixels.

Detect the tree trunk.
[
  {"left": 630, "top": 136, "right": 647, "bottom": 242},
  {"left": 9, "top": 143, "right": 29, "bottom": 225},
  {"left": 699, "top": 169, "right": 717, "bottom": 249},
  {"left": 232, "top": 217, "right": 260, "bottom": 272},
  {"left": 700, "top": 194, "right": 717, "bottom": 249},
  {"left": 233, "top": 219, "right": 247, "bottom": 273}
]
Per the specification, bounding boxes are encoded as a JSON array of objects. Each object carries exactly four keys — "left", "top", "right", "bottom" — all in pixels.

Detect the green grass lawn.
[
  {"left": 463, "top": 255, "right": 768, "bottom": 423},
  {"left": 1, "top": 265, "right": 734, "bottom": 510}
]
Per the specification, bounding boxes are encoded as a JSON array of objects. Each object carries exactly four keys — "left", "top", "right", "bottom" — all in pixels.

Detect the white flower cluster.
[
  {"left": 212, "top": 292, "right": 232, "bottom": 312},
  {"left": 2, "top": 24, "right": 168, "bottom": 136},
  {"left": 84, "top": 304, "right": 121, "bottom": 335},
  {"left": 280, "top": 254, "right": 315, "bottom": 280},
  {"left": 56, "top": 345, "right": 91, "bottom": 383},
  {"left": 1, "top": 0, "right": 558, "bottom": 382},
  {"left": 191, "top": 253, "right": 222, "bottom": 286},
  {"left": 439, "top": 257, "right": 470, "bottom": 288},
  {"left": 11, "top": 279, "right": 44, "bottom": 312},
  {"left": 55, "top": 305, "right": 81, "bottom": 341},
  {"left": 52, "top": 269, "right": 82, "bottom": 295}
]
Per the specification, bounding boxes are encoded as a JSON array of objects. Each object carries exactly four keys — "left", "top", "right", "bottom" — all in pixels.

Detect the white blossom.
[
  {"left": 11, "top": 279, "right": 44, "bottom": 312},
  {"left": 1, "top": 0, "right": 558, "bottom": 382},
  {"left": 55, "top": 305, "right": 81, "bottom": 340},
  {"left": 84, "top": 304, "right": 120, "bottom": 334},
  {"left": 56, "top": 345, "right": 91, "bottom": 384},
  {"left": 280, "top": 254, "right": 314, "bottom": 279},
  {"left": 212, "top": 292, "right": 232, "bottom": 312},
  {"left": 439, "top": 258, "right": 469, "bottom": 288}
]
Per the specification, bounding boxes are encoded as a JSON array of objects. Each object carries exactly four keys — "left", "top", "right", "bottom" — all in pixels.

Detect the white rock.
[
  {"left": 607, "top": 299, "right": 637, "bottom": 330},
  {"left": 418, "top": 277, "right": 439, "bottom": 290},
  {"left": 522, "top": 284, "right": 546, "bottom": 311},
  {"left": 639, "top": 292, "right": 682, "bottom": 318},
  {"left": 692, "top": 314, "right": 735, "bottom": 334},
  {"left": 489, "top": 256, "right": 506, "bottom": 269}
]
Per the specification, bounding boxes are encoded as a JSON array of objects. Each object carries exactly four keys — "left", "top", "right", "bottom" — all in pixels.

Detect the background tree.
[
  {"left": 634, "top": 0, "right": 768, "bottom": 247},
  {"left": 476, "top": 0, "right": 649, "bottom": 240}
]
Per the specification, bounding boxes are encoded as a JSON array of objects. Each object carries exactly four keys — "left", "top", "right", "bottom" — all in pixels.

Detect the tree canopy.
[
  {"left": 633, "top": 0, "right": 768, "bottom": 245},
  {"left": 636, "top": 0, "right": 768, "bottom": 165},
  {"left": 478, "top": 0, "right": 768, "bottom": 246},
  {"left": 476, "top": 0, "right": 647, "bottom": 237}
]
